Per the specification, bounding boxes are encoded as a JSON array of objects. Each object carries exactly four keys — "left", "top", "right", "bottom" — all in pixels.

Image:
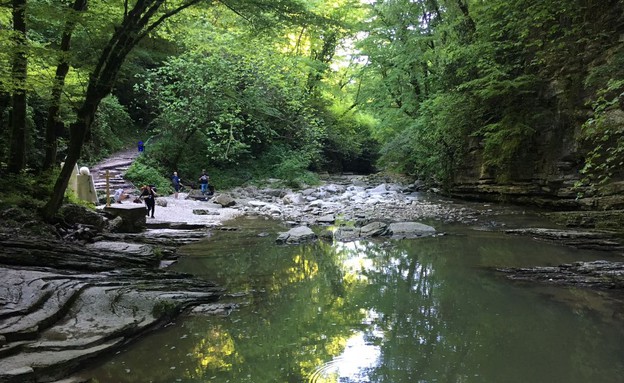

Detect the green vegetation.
[{"left": 0, "top": 0, "right": 623, "bottom": 219}]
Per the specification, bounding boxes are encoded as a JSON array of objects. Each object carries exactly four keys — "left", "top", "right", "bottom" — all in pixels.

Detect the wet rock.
[
  {"left": 0, "top": 238, "right": 222, "bottom": 383},
  {"left": 333, "top": 227, "right": 361, "bottom": 242},
  {"left": 505, "top": 228, "right": 624, "bottom": 254},
  {"left": 497, "top": 260, "right": 624, "bottom": 289},
  {"left": 0, "top": 237, "right": 156, "bottom": 271},
  {"left": 191, "top": 303, "right": 238, "bottom": 316},
  {"left": 387, "top": 222, "right": 436, "bottom": 238},
  {"left": 276, "top": 226, "right": 317, "bottom": 244},
  {"left": 85, "top": 241, "right": 154, "bottom": 257},
  {"left": 360, "top": 222, "right": 388, "bottom": 237}
]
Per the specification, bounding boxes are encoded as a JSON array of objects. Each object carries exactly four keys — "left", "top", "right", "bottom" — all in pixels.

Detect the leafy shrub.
[
  {"left": 124, "top": 161, "right": 171, "bottom": 194},
  {"left": 379, "top": 92, "right": 476, "bottom": 187},
  {"left": 577, "top": 79, "right": 624, "bottom": 194},
  {"left": 0, "top": 170, "right": 55, "bottom": 212}
]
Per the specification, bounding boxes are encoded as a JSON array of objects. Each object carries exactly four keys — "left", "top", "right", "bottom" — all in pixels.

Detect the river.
[{"left": 78, "top": 202, "right": 624, "bottom": 383}]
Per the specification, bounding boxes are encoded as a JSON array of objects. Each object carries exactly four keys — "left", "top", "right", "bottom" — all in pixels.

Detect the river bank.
[{"left": 1, "top": 174, "right": 624, "bottom": 382}]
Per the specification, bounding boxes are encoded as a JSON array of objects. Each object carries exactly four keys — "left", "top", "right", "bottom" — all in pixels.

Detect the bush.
[
  {"left": 124, "top": 161, "right": 171, "bottom": 194},
  {"left": 0, "top": 170, "right": 56, "bottom": 212}
]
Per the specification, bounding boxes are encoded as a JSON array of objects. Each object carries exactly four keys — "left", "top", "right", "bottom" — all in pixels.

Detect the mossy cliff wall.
[{"left": 448, "top": 32, "right": 624, "bottom": 215}]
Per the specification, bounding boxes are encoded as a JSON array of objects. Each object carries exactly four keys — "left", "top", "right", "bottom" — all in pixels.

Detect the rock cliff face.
[{"left": 449, "top": 55, "right": 624, "bottom": 214}]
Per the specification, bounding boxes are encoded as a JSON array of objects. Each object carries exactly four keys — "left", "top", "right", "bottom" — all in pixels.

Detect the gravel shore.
[{"left": 149, "top": 192, "right": 244, "bottom": 225}]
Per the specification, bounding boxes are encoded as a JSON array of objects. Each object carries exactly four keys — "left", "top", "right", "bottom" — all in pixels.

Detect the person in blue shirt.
[
  {"left": 171, "top": 171, "right": 181, "bottom": 199},
  {"left": 198, "top": 170, "right": 209, "bottom": 195}
]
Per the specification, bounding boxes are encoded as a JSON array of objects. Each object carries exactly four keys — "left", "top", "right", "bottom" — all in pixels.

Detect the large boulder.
[
  {"left": 103, "top": 204, "right": 146, "bottom": 233},
  {"left": 360, "top": 222, "right": 389, "bottom": 237},
  {"left": 59, "top": 204, "right": 106, "bottom": 231},
  {"left": 276, "top": 226, "right": 317, "bottom": 244},
  {"left": 387, "top": 222, "right": 436, "bottom": 238},
  {"left": 212, "top": 194, "right": 236, "bottom": 207},
  {"left": 333, "top": 226, "right": 361, "bottom": 242}
]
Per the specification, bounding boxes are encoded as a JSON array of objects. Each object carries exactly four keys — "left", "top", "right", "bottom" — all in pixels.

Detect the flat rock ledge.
[
  {"left": 497, "top": 260, "right": 624, "bottom": 289},
  {"left": 504, "top": 228, "right": 624, "bottom": 254},
  {"left": 0, "top": 236, "right": 223, "bottom": 383}
]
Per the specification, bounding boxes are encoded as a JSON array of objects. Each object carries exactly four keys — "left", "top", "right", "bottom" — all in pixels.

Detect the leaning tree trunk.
[
  {"left": 8, "top": 0, "right": 28, "bottom": 174},
  {"left": 43, "top": 0, "right": 88, "bottom": 171},
  {"left": 42, "top": 0, "right": 203, "bottom": 221}
]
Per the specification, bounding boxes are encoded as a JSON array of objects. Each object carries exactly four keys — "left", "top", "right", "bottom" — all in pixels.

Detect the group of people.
[
  {"left": 170, "top": 169, "right": 211, "bottom": 198},
  {"left": 110, "top": 169, "right": 210, "bottom": 219}
]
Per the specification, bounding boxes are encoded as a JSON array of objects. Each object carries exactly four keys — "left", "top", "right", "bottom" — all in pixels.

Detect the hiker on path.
[
  {"left": 171, "top": 171, "right": 182, "bottom": 199},
  {"left": 140, "top": 185, "right": 157, "bottom": 218}
]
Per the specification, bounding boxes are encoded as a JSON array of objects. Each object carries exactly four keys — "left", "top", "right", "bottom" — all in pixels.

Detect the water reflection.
[{"left": 80, "top": 220, "right": 624, "bottom": 383}]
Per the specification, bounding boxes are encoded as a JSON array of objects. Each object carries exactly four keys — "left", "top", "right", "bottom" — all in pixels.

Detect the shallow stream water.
[{"left": 80, "top": 205, "right": 624, "bottom": 383}]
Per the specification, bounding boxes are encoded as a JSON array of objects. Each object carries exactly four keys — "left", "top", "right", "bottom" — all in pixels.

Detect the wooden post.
[{"left": 105, "top": 170, "right": 111, "bottom": 207}]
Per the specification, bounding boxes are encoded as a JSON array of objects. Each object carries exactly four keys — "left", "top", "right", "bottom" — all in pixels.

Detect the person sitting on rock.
[{"left": 113, "top": 188, "right": 127, "bottom": 204}]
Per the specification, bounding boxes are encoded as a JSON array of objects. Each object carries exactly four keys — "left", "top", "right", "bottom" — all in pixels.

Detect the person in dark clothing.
[
  {"left": 140, "top": 185, "right": 157, "bottom": 218},
  {"left": 198, "top": 170, "right": 209, "bottom": 195}
]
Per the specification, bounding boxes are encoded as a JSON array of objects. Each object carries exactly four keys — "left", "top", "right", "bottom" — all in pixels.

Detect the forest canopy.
[{"left": 1, "top": 0, "right": 623, "bottom": 218}]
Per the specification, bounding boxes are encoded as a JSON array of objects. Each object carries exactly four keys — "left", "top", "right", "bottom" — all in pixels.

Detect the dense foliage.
[
  {"left": 0, "top": 0, "right": 623, "bottom": 215},
  {"left": 358, "top": 0, "right": 624, "bottom": 189}
]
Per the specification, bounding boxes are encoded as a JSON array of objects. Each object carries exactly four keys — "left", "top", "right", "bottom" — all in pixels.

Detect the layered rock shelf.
[{"left": 0, "top": 237, "right": 222, "bottom": 383}]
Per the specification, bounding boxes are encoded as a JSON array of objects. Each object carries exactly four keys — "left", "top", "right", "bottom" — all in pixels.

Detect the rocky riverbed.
[{"left": 1, "top": 174, "right": 624, "bottom": 383}]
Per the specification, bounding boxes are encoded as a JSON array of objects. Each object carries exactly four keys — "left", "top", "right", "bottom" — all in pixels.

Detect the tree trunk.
[
  {"left": 43, "top": 0, "right": 203, "bottom": 221},
  {"left": 43, "top": 0, "right": 88, "bottom": 170},
  {"left": 8, "top": 0, "right": 28, "bottom": 174}
]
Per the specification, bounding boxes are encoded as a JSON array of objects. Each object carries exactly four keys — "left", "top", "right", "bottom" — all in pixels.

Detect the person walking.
[
  {"left": 171, "top": 171, "right": 181, "bottom": 199},
  {"left": 140, "top": 185, "right": 157, "bottom": 218},
  {"left": 198, "top": 169, "right": 209, "bottom": 195}
]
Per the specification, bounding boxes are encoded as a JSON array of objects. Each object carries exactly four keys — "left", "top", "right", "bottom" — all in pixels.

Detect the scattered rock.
[{"left": 193, "top": 209, "right": 220, "bottom": 216}]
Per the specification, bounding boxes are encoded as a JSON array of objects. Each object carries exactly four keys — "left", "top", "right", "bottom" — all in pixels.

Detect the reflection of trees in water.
[
  {"left": 349, "top": 237, "right": 624, "bottom": 383},
  {"left": 354, "top": 238, "right": 479, "bottom": 383},
  {"left": 179, "top": 240, "right": 370, "bottom": 382},
  {"left": 86, "top": 234, "right": 624, "bottom": 382}
]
